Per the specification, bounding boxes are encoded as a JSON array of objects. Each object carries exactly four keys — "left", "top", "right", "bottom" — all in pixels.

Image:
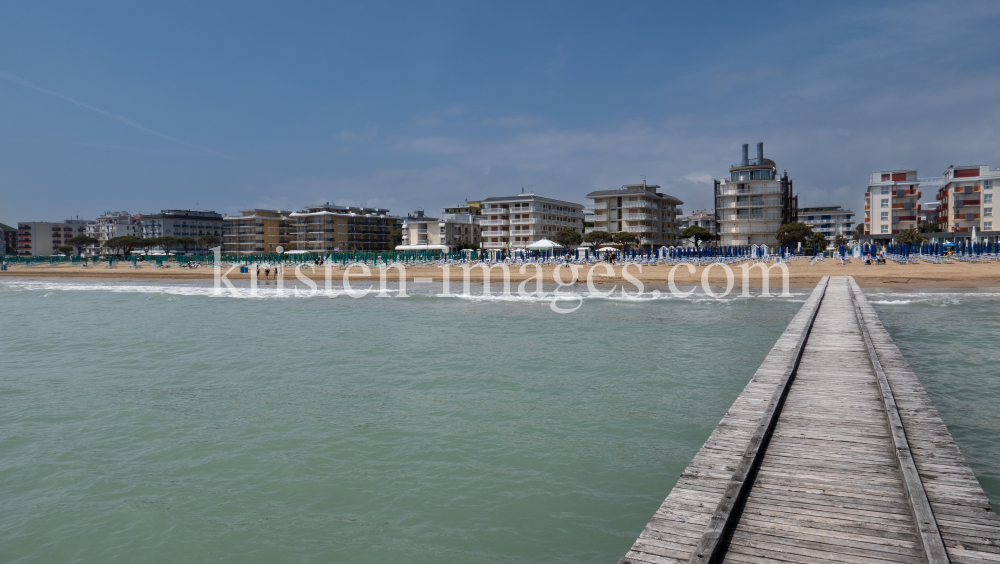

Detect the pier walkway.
[{"left": 621, "top": 276, "right": 1000, "bottom": 564}]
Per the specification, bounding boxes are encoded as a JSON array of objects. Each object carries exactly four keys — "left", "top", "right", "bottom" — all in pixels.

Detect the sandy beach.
[{"left": 3, "top": 259, "right": 1000, "bottom": 290}]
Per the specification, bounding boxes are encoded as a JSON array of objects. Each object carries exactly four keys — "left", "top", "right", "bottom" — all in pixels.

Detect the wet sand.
[{"left": 3, "top": 259, "right": 999, "bottom": 290}]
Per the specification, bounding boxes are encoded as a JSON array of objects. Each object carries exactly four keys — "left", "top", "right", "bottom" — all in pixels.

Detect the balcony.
[
  {"left": 623, "top": 225, "right": 654, "bottom": 233},
  {"left": 722, "top": 213, "right": 782, "bottom": 221},
  {"left": 585, "top": 202, "right": 608, "bottom": 210},
  {"left": 590, "top": 215, "right": 609, "bottom": 222},
  {"left": 509, "top": 218, "right": 536, "bottom": 225},
  {"left": 719, "top": 185, "right": 782, "bottom": 196},
  {"left": 481, "top": 219, "right": 510, "bottom": 226},
  {"left": 624, "top": 213, "right": 657, "bottom": 221},
  {"left": 621, "top": 200, "right": 656, "bottom": 209}
]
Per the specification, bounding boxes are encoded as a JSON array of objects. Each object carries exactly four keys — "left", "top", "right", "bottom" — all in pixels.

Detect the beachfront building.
[
  {"left": 397, "top": 210, "right": 480, "bottom": 251},
  {"left": 584, "top": 182, "right": 682, "bottom": 247},
  {"left": 15, "top": 220, "right": 91, "bottom": 256},
  {"left": 140, "top": 210, "right": 225, "bottom": 252},
  {"left": 798, "top": 206, "right": 855, "bottom": 245},
  {"left": 480, "top": 194, "right": 585, "bottom": 249},
  {"left": 288, "top": 203, "right": 396, "bottom": 252},
  {"left": 222, "top": 209, "right": 292, "bottom": 254},
  {"left": 918, "top": 201, "right": 942, "bottom": 229},
  {"left": 85, "top": 211, "right": 142, "bottom": 255},
  {"left": 715, "top": 142, "right": 797, "bottom": 246},
  {"left": 0, "top": 222, "right": 16, "bottom": 255},
  {"left": 863, "top": 170, "right": 922, "bottom": 241},
  {"left": 934, "top": 165, "right": 1000, "bottom": 236},
  {"left": 677, "top": 209, "right": 716, "bottom": 247},
  {"left": 443, "top": 200, "right": 483, "bottom": 216}
]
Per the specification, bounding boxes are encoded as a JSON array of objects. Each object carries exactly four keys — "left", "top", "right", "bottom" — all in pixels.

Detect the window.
[
  {"left": 881, "top": 199, "right": 889, "bottom": 208},
  {"left": 985, "top": 222, "right": 993, "bottom": 230},
  {"left": 985, "top": 193, "right": 993, "bottom": 204},
  {"left": 881, "top": 186, "right": 890, "bottom": 195},
  {"left": 985, "top": 208, "right": 993, "bottom": 217},
  {"left": 881, "top": 225, "right": 888, "bottom": 233},
  {"left": 985, "top": 180, "right": 993, "bottom": 190}
]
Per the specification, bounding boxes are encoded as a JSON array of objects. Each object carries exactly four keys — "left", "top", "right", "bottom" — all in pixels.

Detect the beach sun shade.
[
  {"left": 596, "top": 246, "right": 618, "bottom": 251},
  {"left": 526, "top": 238, "right": 563, "bottom": 250}
]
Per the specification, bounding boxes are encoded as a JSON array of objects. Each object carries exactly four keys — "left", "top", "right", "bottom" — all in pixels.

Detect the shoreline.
[{"left": 3, "top": 260, "right": 1000, "bottom": 290}]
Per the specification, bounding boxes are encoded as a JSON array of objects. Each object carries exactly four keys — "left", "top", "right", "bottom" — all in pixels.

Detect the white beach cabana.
[{"left": 525, "top": 238, "right": 563, "bottom": 250}]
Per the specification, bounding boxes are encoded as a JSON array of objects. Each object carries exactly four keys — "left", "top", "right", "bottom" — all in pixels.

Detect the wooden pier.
[{"left": 621, "top": 276, "right": 1000, "bottom": 564}]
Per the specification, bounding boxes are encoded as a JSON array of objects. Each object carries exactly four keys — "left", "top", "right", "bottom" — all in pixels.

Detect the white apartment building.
[
  {"left": 934, "top": 165, "right": 1000, "bottom": 236},
  {"left": 863, "top": 170, "right": 922, "bottom": 240},
  {"left": 585, "top": 182, "right": 682, "bottom": 247},
  {"left": 397, "top": 210, "right": 481, "bottom": 251},
  {"left": 798, "top": 206, "right": 856, "bottom": 244},
  {"left": 85, "top": 211, "right": 142, "bottom": 255},
  {"left": 715, "top": 142, "right": 797, "bottom": 246},
  {"left": 480, "top": 194, "right": 585, "bottom": 249},
  {"left": 677, "top": 209, "right": 716, "bottom": 247}
]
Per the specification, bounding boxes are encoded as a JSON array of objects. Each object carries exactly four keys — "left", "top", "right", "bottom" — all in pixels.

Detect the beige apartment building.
[
  {"left": 935, "top": 165, "right": 1000, "bottom": 235},
  {"left": 480, "top": 194, "right": 584, "bottom": 249},
  {"left": 222, "top": 209, "right": 292, "bottom": 254},
  {"left": 288, "top": 203, "right": 396, "bottom": 252},
  {"left": 585, "top": 182, "right": 682, "bottom": 247},
  {"left": 863, "top": 170, "right": 922, "bottom": 240},
  {"left": 396, "top": 210, "right": 480, "bottom": 251}
]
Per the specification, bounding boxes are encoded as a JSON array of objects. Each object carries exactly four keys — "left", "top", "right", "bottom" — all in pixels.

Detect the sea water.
[{"left": 0, "top": 280, "right": 996, "bottom": 563}]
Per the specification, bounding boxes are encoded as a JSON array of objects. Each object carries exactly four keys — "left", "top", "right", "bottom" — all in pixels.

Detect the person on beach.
[
  {"left": 265, "top": 266, "right": 271, "bottom": 280},
  {"left": 256, "top": 265, "right": 260, "bottom": 279}
]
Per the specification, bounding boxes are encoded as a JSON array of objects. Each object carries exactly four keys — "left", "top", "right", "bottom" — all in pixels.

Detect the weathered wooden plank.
[
  {"left": 621, "top": 276, "right": 1000, "bottom": 564},
  {"left": 848, "top": 278, "right": 951, "bottom": 563}
]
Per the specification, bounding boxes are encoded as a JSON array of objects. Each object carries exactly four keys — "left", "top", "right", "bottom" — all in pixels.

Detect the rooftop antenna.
[{"left": 522, "top": 187, "right": 525, "bottom": 194}]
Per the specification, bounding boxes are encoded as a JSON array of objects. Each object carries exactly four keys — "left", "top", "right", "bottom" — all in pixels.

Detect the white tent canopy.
[
  {"left": 526, "top": 238, "right": 562, "bottom": 250},
  {"left": 395, "top": 244, "right": 451, "bottom": 251}
]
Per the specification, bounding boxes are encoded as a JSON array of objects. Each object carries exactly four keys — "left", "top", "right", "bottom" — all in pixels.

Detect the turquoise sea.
[{"left": 0, "top": 279, "right": 997, "bottom": 563}]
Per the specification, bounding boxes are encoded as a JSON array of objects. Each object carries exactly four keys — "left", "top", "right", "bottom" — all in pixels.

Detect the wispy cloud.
[
  {"left": 683, "top": 173, "right": 714, "bottom": 185},
  {"left": 0, "top": 70, "right": 233, "bottom": 159},
  {"left": 413, "top": 106, "right": 466, "bottom": 127}
]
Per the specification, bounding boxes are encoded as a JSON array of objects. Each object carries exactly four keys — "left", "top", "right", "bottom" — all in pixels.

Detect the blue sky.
[{"left": 1, "top": 0, "right": 999, "bottom": 225}]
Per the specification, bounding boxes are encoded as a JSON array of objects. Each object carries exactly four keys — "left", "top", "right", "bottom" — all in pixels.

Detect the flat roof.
[
  {"left": 586, "top": 185, "right": 683, "bottom": 205},
  {"left": 481, "top": 194, "right": 584, "bottom": 207}
]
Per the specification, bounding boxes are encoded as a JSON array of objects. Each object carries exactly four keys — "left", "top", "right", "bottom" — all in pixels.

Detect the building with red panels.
[
  {"left": 935, "top": 165, "right": 1000, "bottom": 235},
  {"left": 864, "top": 170, "right": 921, "bottom": 240}
]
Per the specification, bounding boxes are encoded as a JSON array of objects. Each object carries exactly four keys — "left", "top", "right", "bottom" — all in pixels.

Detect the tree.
[
  {"left": 153, "top": 236, "right": 177, "bottom": 254},
  {"left": 919, "top": 222, "right": 941, "bottom": 233},
  {"left": 833, "top": 234, "right": 849, "bottom": 249},
  {"left": 808, "top": 232, "right": 828, "bottom": 254},
  {"left": 56, "top": 245, "right": 73, "bottom": 255},
  {"left": 613, "top": 231, "right": 640, "bottom": 250},
  {"left": 552, "top": 228, "right": 583, "bottom": 248},
  {"left": 897, "top": 229, "right": 927, "bottom": 245},
  {"left": 776, "top": 222, "right": 813, "bottom": 248},
  {"left": 389, "top": 228, "right": 403, "bottom": 246},
  {"left": 681, "top": 225, "right": 714, "bottom": 248},
  {"left": 853, "top": 223, "right": 866, "bottom": 241},
  {"left": 583, "top": 230, "right": 612, "bottom": 250},
  {"left": 176, "top": 237, "right": 198, "bottom": 253},
  {"left": 199, "top": 235, "right": 221, "bottom": 249},
  {"left": 66, "top": 235, "right": 98, "bottom": 256},
  {"left": 104, "top": 236, "right": 142, "bottom": 258}
]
